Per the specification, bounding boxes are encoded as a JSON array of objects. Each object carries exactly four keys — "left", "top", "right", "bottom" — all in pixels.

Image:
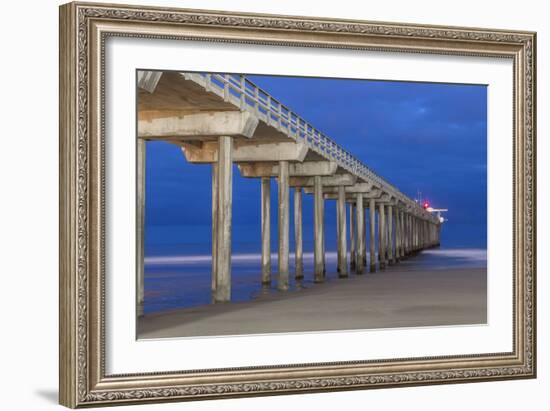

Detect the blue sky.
[{"left": 143, "top": 74, "right": 487, "bottom": 256}]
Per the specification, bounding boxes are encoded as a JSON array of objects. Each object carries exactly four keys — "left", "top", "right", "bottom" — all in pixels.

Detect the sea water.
[{"left": 143, "top": 247, "right": 487, "bottom": 315}]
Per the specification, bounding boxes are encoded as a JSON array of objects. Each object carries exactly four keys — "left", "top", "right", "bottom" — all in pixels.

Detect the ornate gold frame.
[{"left": 59, "top": 1, "right": 536, "bottom": 408}]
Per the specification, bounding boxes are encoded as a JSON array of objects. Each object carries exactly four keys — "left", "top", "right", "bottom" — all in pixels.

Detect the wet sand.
[{"left": 138, "top": 262, "right": 487, "bottom": 339}]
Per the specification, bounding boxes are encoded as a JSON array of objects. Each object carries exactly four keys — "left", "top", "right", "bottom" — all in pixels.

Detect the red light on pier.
[{"left": 423, "top": 201, "right": 429, "bottom": 209}]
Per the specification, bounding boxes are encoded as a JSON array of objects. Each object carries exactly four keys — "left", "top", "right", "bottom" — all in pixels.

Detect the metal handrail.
[{"left": 183, "top": 72, "right": 437, "bottom": 222}]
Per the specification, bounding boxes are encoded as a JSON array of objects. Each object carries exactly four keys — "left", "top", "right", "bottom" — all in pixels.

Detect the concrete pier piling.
[
  {"left": 314, "top": 176, "right": 324, "bottom": 283},
  {"left": 336, "top": 197, "right": 341, "bottom": 273},
  {"left": 404, "top": 212, "right": 408, "bottom": 257},
  {"left": 321, "top": 191, "right": 326, "bottom": 276},
  {"left": 294, "top": 187, "right": 304, "bottom": 279},
  {"left": 410, "top": 214, "right": 414, "bottom": 254},
  {"left": 137, "top": 138, "right": 146, "bottom": 316},
  {"left": 379, "top": 202, "right": 386, "bottom": 270},
  {"left": 369, "top": 199, "right": 376, "bottom": 273},
  {"left": 337, "top": 185, "right": 348, "bottom": 277},
  {"left": 393, "top": 207, "right": 400, "bottom": 263},
  {"left": 398, "top": 210, "right": 403, "bottom": 259},
  {"left": 362, "top": 207, "right": 368, "bottom": 268},
  {"left": 405, "top": 213, "right": 410, "bottom": 256},
  {"left": 211, "top": 162, "right": 219, "bottom": 296},
  {"left": 137, "top": 70, "right": 443, "bottom": 305},
  {"left": 350, "top": 203, "right": 356, "bottom": 272},
  {"left": 261, "top": 177, "right": 271, "bottom": 285},
  {"left": 377, "top": 207, "right": 381, "bottom": 262},
  {"left": 388, "top": 204, "right": 395, "bottom": 265},
  {"left": 214, "top": 136, "right": 233, "bottom": 303},
  {"left": 278, "top": 160, "right": 290, "bottom": 291},
  {"left": 356, "top": 193, "right": 365, "bottom": 274},
  {"left": 398, "top": 208, "right": 403, "bottom": 260}
]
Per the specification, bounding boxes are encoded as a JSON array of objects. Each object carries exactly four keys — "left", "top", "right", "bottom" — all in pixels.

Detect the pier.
[{"left": 137, "top": 70, "right": 442, "bottom": 308}]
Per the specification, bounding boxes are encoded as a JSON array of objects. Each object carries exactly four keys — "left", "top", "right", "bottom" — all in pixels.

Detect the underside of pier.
[{"left": 136, "top": 70, "right": 443, "bottom": 309}]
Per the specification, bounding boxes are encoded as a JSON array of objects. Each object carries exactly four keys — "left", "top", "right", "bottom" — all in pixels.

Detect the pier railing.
[{"left": 183, "top": 72, "right": 436, "bottom": 222}]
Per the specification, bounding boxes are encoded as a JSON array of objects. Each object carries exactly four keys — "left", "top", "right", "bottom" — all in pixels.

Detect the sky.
[{"left": 143, "top": 74, "right": 487, "bottom": 257}]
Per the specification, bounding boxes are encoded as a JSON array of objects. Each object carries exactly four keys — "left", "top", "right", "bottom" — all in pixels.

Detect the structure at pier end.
[{"left": 136, "top": 71, "right": 443, "bottom": 307}]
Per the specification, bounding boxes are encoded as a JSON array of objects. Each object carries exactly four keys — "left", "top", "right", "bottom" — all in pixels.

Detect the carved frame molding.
[{"left": 59, "top": 2, "right": 536, "bottom": 407}]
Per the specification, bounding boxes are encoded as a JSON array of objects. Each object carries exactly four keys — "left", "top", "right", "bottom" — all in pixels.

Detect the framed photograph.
[{"left": 59, "top": 1, "right": 536, "bottom": 407}]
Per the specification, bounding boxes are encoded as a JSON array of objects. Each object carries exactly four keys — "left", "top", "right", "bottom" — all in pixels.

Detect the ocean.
[{"left": 142, "top": 247, "right": 487, "bottom": 315}]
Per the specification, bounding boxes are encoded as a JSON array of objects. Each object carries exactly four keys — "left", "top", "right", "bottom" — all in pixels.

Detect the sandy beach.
[{"left": 138, "top": 257, "right": 487, "bottom": 339}]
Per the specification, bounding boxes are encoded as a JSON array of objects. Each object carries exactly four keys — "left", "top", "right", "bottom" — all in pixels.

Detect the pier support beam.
[
  {"left": 377, "top": 207, "right": 381, "bottom": 262},
  {"left": 410, "top": 214, "right": 414, "bottom": 254},
  {"left": 322, "top": 191, "right": 326, "bottom": 275},
  {"left": 412, "top": 215, "right": 416, "bottom": 252},
  {"left": 137, "top": 138, "right": 146, "bottom": 316},
  {"left": 183, "top": 140, "right": 307, "bottom": 164},
  {"left": 379, "top": 203, "right": 386, "bottom": 270},
  {"left": 418, "top": 218, "right": 421, "bottom": 250},
  {"left": 369, "top": 199, "right": 376, "bottom": 273},
  {"left": 356, "top": 193, "right": 365, "bottom": 274},
  {"left": 402, "top": 211, "right": 407, "bottom": 258},
  {"left": 423, "top": 220, "right": 425, "bottom": 249},
  {"left": 211, "top": 162, "right": 218, "bottom": 297},
  {"left": 401, "top": 211, "right": 408, "bottom": 259},
  {"left": 294, "top": 187, "right": 303, "bottom": 279},
  {"left": 420, "top": 220, "right": 423, "bottom": 249},
  {"left": 402, "top": 213, "right": 406, "bottom": 256},
  {"left": 426, "top": 221, "right": 429, "bottom": 248},
  {"left": 278, "top": 160, "right": 290, "bottom": 291},
  {"left": 394, "top": 207, "right": 400, "bottom": 262},
  {"left": 213, "top": 136, "right": 233, "bottom": 302},
  {"left": 350, "top": 203, "right": 356, "bottom": 272},
  {"left": 363, "top": 208, "right": 368, "bottom": 268},
  {"left": 421, "top": 220, "right": 425, "bottom": 249},
  {"left": 337, "top": 186, "right": 348, "bottom": 277},
  {"left": 336, "top": 197, "right": 341, "bottom": 273},
  {"left": 405, "top": 213, "right": 410, "bottom": 255},
  {"left": 422, "top": 220, "right": 428, "bottom": 249},
  {"left": 314, "top": 176, "right": 324, "bottom": 282},
  {"left": 240, "top": 161, "right": 337, "bottom": 178},
  {"left": 261, "top": 177, "right": 271, "bottom": 285},
  {"left": 399, "top": 209, "right": 404, "bottom": 259},
  {"left": 399, "top": 210, "right": 405, "bottom": 260},
  {"left": 140, "top": 111, "right": 259, "bottom": 140},
  {"left": 397, "top": 210, "right": 403, "bottom": 259},
  {"left": 388, "top": 205, "right": 395, "bottom": 265},
  {"left": 387, "top": 207, "right": 392, "bottom": 261},
  {"left": 415, "top": 217, "right": 419, "bottom": 251},
  {"left": 425, "top": 221, "right": 429, "bottom": 248},
  {"left": 427, "top": 221, "right": 431, "bottom": 248},
  {"left": 412, "top": 217, "right": 415, "bottom": 252}
]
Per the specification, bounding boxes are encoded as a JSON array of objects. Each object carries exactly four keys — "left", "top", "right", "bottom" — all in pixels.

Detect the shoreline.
[
  {"left": 138, "top": 264, "right": 487, "bottom": 339},
  {"left": 142, "top": 247, "right": 487, "bottom": 314}
]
